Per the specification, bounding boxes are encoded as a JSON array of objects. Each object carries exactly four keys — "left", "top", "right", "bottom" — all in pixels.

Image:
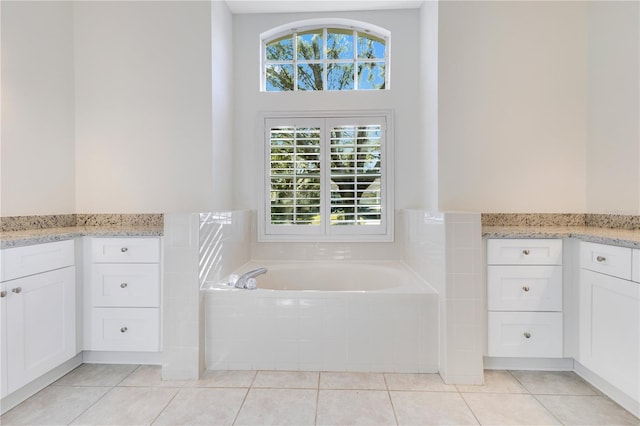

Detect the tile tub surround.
[
  {"left": 0, "top": 214, "right": 164, "bottom": 248},
  {"left": 1, "top": 364, "right": 638, "bottom": 425}
]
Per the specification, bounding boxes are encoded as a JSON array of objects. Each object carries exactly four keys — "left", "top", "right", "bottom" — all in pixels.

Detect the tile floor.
[{"left": 1, "top": 364, "right": 638, "bottom": 425}]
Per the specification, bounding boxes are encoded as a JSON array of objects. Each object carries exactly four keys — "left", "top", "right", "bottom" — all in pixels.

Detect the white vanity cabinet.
[
  {"left": 84, "top": 238, "right": 161, "bottom": 352},
  {"left": 579, "top": 241, "right": 639, "bottom": 403},
  {"left": 0, "top": 240, "right": 76, "bottom": 398},
  {"left": 487, "top": 239, "right": 563, "bottom": 358}
]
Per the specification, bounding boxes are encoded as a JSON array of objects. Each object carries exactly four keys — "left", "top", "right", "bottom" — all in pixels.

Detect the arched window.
[{"left": 261, "top": 19, "right": 390, "bottom": 92}]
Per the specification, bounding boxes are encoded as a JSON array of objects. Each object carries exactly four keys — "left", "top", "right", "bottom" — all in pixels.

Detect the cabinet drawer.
[
  {"left": 488, "top": 312, "right": 563, "bottom": 358},
  {"left": 91, "top": 264, "right": 159, "bottom": 307},
  {"left": 91, "top": 238, "right": 160, "bottom": 263},
  {"left": 487, "top": 239, "right": 562, "bottom": 265},
  {"left": 488, "top": 266, "right": 562, "bottom": 311},
  {"left": 90, "top": 308, "right": 159, "bottom": 352},
  {"left": 580, "top": 241, "right": 632, "bottom": 280},
  {"left": 632, "top": 249, "right": 639, "bottom": 283},
  {"left": 1, "top": 240, "right": 75, "bottom": 282}
]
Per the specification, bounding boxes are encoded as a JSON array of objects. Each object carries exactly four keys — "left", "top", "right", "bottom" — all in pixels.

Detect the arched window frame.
[{"left": 260, "top": 18, "right": 391, "bottom": 92}]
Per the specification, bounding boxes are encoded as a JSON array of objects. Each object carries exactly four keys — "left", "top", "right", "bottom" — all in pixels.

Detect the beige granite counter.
[
  {"left": 0, "top": 214, "right": 164, "bottom": 249},
  {"left": 483, "top": 225, "right": 640, "bottom": 249},
  {"left": 0, "top": 225, "right": 163, "bottom": 249}
]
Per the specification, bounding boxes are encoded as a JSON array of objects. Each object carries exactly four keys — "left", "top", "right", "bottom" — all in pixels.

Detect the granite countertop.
[
  {"left": 0, "top": 225, "right": 163, "bottom": 249},
  {"left": 483, "top": 225, "right": 640, "bottom": 249}
]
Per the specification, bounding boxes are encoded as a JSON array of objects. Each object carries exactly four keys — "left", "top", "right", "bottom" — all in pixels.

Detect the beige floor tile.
[
  {"left": 385, "top": 373, "right": 457, "bottom": 392},
  {"left": 462, "top": 393, "right": 560, "bottom": 425},
  {"left": 54, "top": 363, "right": 138, "bottom": 387},
  {"left": 152, "top": 387, "right": 247, "bottom": 426},
  {"left": 536, "top": 395, "right": 640, "bottom": 425},
  {"left": 456, "top": 370, "right": 527, "bottom": 394},
  {"left": 391, "top": 391, "right": 479, "bottom": 425},
  {"left": 234, "top": 388, "right": 317, "bottom": 426},
  {"left": 316, "top": 390, "right": 396, "bottom": 425},
  {"left": 0, "top": 386, "right": 110, "bottom": 426},
  {"left": 194, "top": 370, "right": 256, "bottom": 388},
  {"left": 119, "top": 365, "right": 195, "bottom": 388},
  {"left": 510, "top": 370, "right": 599, "bottom": 395},
  {"left": 252, "top": 370, "right": 319, "bottom": 388},
  {"left": 71, "top": 387, "right": 178, "bottom": 425},
  {"left": 320, "top": 371, "right": 387, "bottom": 390}
]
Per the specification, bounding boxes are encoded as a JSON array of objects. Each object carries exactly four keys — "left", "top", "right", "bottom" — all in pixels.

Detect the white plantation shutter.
[
  {"left": 269, "top": 125, "right": 322, "bottom": 225},
  {"left": 261, "top": 113, "right": 393, "bottom": 241},
  {"left": 329, "top": 124, "right": 382, "bottom": 227}
]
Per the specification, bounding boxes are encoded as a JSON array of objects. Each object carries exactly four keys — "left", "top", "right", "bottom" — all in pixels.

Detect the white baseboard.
[
  {"left": 82, "top": 350, "right": 162, "bottom": 365},
  {"left": 484, "top": 356, "right": 574, "bottom": 371},
  {"left": 0, "top": 353, "right": 83, "bottom": 415},
  {"left": 574, "top": 361, "right": 640, "bottom": 419}
]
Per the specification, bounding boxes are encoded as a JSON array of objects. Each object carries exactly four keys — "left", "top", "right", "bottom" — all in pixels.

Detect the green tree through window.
[{"left": 264, "top": 25, "right": 388, "bottom": 92}]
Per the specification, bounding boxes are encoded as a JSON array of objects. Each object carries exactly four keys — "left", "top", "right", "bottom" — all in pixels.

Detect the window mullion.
[
  {"left": 293, "top": 33, "right": 298, "bottom": 91},
  {"left": 323, "top": 28, "right": 327, "bottom": 92},
  {"left": 353, "top": 30, "right": 358, "bottom": 90}
]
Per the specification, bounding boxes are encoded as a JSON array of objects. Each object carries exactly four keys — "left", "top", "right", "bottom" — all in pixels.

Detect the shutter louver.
[
  {"left": 329, "top": 125, "right": 382, "bottom": 226},
  {"left": 269, "top": 126, "right": 322, "bottom": 225}
]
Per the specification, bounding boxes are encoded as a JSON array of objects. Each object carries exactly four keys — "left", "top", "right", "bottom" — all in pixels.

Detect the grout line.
[
  {"left": 66, "top": 384, "right": 116, "bottom": 425},
  {"left": 149, "top": 387, "right": 181, "bottom": 425},
  {"left": 506, "top": 369, "right": 532, "bottom": 394},
  {"left": 231, "top": 387, "right": 252, "bottom": 426},
  {"left": 530, "top": 393, "right": 564, "bottom": 426},
  {"left": 383, "top": 373, "right": 400, "bottom": 426},
  {"left": 458, "top": 391, "right": 483, "bottom": 426},
  {"left": 230, "top": 370, "right": 259, "bottom": 426},
  {"left": 114, "top": 364, "right": 142, "bottom": 387}
]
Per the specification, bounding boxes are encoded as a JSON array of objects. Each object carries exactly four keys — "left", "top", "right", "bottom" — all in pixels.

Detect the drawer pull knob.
[
  {"left": 120, "top": 327, "right": 128, "bottom": 333},
  {"left": 596, "top": 255, "right": 606, "bottom": 262},
  {"left": 522, "top": 249, "right": 530, "bottom": 255},
  {"left": 121, "top": 247, "right": 128, "bottom": 253},
  {"left": 522, "top": 286, "right": 530, "bottom": 292},
  {"left": 12, "top": 287, "right": 22, "bottom": 294},
  {"left": 524, "top": 332, "right": 532, "bottom": 339},
  {"left": 120, "top": 283, "right": 128, "bottom": 289},
  {"left": 0, "top": 290, "right": 6, "bottom": 298}
]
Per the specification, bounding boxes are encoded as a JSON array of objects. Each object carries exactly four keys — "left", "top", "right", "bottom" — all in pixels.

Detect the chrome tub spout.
[{"left": 235, "top": 267, "right": 267, "bottom": 289}]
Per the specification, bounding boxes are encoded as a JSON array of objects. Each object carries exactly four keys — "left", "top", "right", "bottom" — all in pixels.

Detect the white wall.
[
  {"left": 232, "top": 9, "right": 421, "bottom": 210},
  {"left": 437, "top": 1, "right": 588, "bottom": 213},
  {"left": 211, "top": 1, "right": 235, "bottom": 212},
  {"left": 586, "top": 1, "right": 640, "bottom": 215},
  {"left": 0, "top": 1, "right": 75, "bottom": 216},
  {"left": 419, "top": 1, "right": 438, "bottom": 211},
  {"left": 74, "top": 1, "right": 214, "bottom": 213}
]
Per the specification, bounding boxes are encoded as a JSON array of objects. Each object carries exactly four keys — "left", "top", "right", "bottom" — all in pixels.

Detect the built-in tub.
[{"left": 203, "top": 261, "right": 439, "bottom": 373}]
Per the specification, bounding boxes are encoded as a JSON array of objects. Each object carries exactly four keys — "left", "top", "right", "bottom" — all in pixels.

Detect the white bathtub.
[{"left": 204, "top": 261, "right": 439, "bottom": 373}]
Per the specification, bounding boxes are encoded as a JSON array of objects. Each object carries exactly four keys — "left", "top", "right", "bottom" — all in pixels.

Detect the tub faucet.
[{"left": 235, "top": 267, "right": 267, "bottom": 289}]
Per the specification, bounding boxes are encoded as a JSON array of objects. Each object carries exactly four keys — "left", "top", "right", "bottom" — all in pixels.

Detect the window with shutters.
[
  {"left": 261, "top": 19, "right": 390, "bottom": 92},
  {"left": 260, "top": 112, "right": 393, "bottom": 241}
]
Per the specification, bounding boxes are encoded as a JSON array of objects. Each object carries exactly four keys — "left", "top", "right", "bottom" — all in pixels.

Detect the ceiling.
[{"left": 224, "top": 0, "right": 424, "bottom": 14}]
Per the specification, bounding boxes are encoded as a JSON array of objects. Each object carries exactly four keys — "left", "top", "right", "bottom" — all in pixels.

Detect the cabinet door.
[
  {"left": 580, "top": 269, "right": 639, "bottom": 401},
  {"left": 5, "top": 267, "right": 76, "bottom": 394},
  {"left": 1, "top": 284, "right": 7, "bottom": 398}
]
